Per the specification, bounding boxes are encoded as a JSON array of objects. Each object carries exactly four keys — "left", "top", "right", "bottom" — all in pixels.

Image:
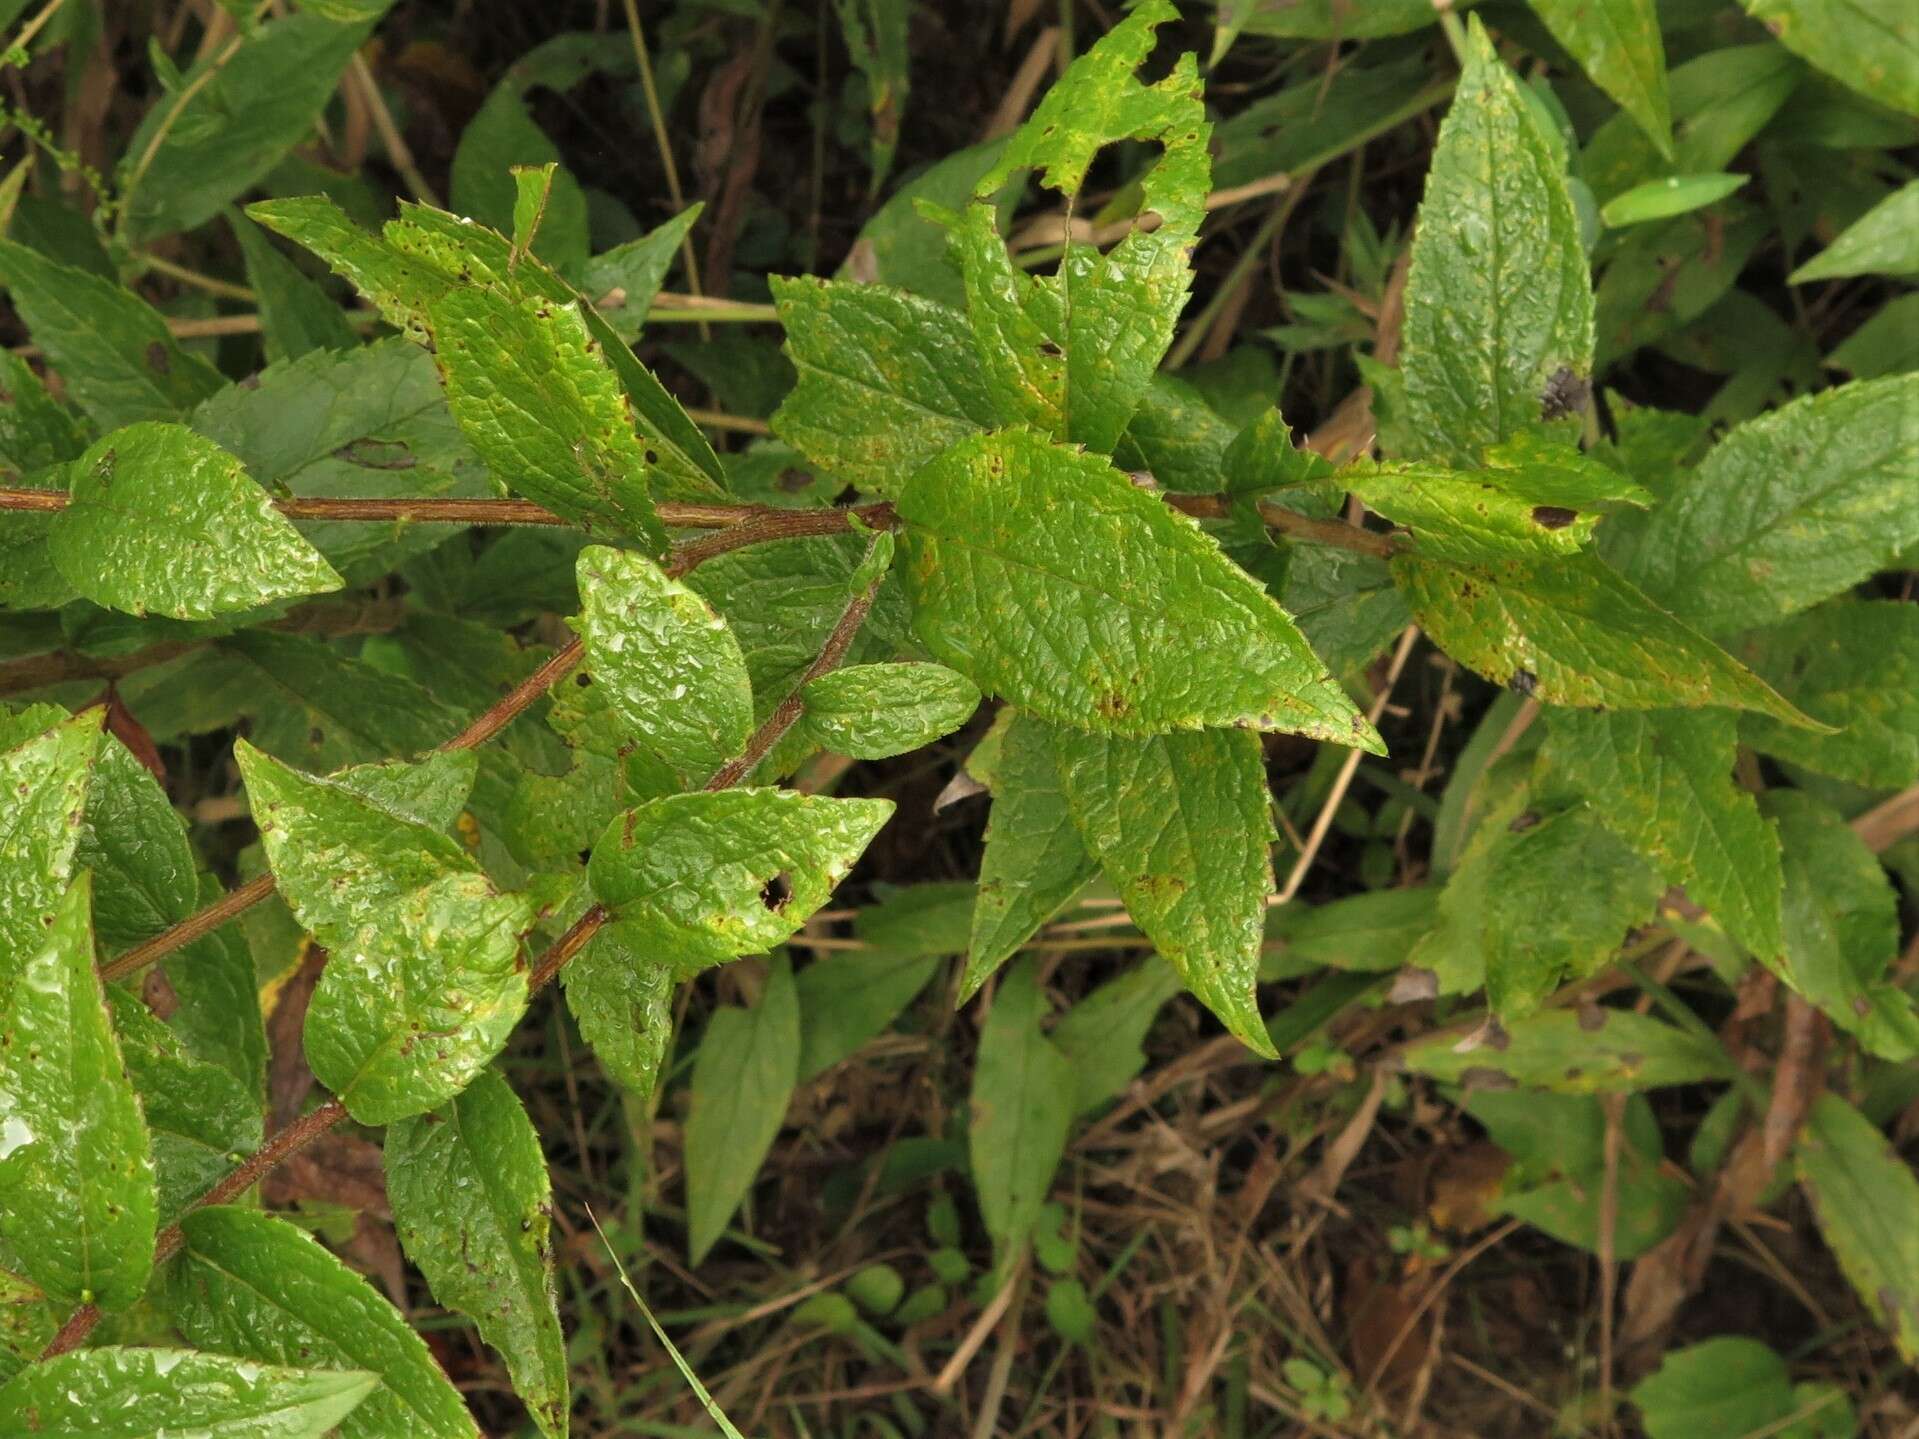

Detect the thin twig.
[{"left": 348, "top": 52, "right": 438, "bottom": 207}]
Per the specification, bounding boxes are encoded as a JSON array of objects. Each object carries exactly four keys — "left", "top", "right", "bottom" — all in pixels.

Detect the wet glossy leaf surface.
[{"left": 799, "top": 661, "right": 980, "bottom": 760}]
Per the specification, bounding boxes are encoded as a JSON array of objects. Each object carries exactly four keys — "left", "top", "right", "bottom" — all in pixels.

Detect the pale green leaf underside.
[
  {"left": 1048, "top": 722, "right": 1280, "bottom": 1057},
  {"left": 1795, "top": 1094, "right": 1919, "bottom": 1362},
  {"left": 388, "top": 1069, "right": 567, "bottom": 1439},
  {"left": 1403, "top": 1007, "right": 1736, "bottom": 1091},
  {"left": 0, "top": 1346, "right": 378, "bottom": 1438},
  {"left": 0, "top": 709, "right": 103, "bottom": 963},
  {"left": 899, "top": 428, "right": 1380, "bottom": 747},
  {"left": 1741, "top": 600, "right": 1919, "bottom": 788},
  {"left": 50, "top": 422, "right": 342, "bottom": 619},
  {"left": 564, "top": 926, "right": 675, "bottom": 1096},
  {"left": 968, "top": 959, "right": 1073, "bottom": 1269},
  {"left": 1400, "top": 18, "right": 1594, "bottom": 463},
  {"left": 163, "top": 1206, "right": 479, "bottom": 1438}
]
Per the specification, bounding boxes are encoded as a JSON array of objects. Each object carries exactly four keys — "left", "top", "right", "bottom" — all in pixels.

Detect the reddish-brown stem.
[
  {"left": 1162, "top": 492, "right": 1402, "bottom": 561},
  {"left": 526, "top": 904, "right": 612, "bottom": 992},
  {"left": 441, "top": 636, "right": 585, "bottom": 753},
  {"left": 98, "top": 873, "right": 278, "bottom": 986}
]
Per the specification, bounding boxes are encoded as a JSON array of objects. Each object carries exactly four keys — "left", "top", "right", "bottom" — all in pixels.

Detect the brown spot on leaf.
[
  {"left": 1531, "top": 505, "right": 1578, "bottom": 530},
  {"left": 145, "top": 342, "right": 170, "bottom": 376},
  {"left": 1509, "top": 668, "right": 1538, "bottom": 697},
  {"left": 1539, "top": 367, "right": 1589, "bottom": 420}
]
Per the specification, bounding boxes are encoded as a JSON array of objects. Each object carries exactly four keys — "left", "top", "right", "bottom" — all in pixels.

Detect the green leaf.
[
  {"left": 1600, "top": 172, "right": 1748, "bottom": 228},
  {"left": 163, "top": 1206, "right": 480, "bottom": 1438},
  {"left": 1829, "top": 291, "right": 1919, "bottom": 379},
  {"left": 840, "top": 138, "right": 1006, "bottom": 308},
  {"left": 121, "top": 10, "right": 378, "bottom": 240},
  {"left": 769, "top": 276, "right": 998, "bottom": 496},
  {"left": 0, "top": 350, "right": 88, "bottom": 478},
  {"left": 956, "top": 0, "right": 1208, "bottom": 453},
  {"left": 236, "top": 741, "right": 534, "bottom": 1122},
  {"left": 1400, "top": 18, "right": 1594, "bottom": 463},
  {"left": 1540, "top": 709, "right": 1783, "bottom": 960},
  {"left": 1741, "top": 600, "right": 1919, "bottom": 787},
  {"left": 1791, "top": 177, "right": 1919, "bottom": 281},
  {"left": 800, "top": 662, "right": 980, "bottom": 759},
  {"left": 899, "top": 428, "right": 1378, "bottom": 746},
  {"left": 107, "top": 988, "right": 261, "bottom": 1224},
  {"left": 0, "top": 709, "right": 104, "bottom": 995},
  {"left": 1765, "top": 791, "right": 1919, "bottom": 1060},
  {"left": 228, "top": 208, "right": 361, "bottom": 362},
  {"left": 1634, "top": 1336, "right": 1853, "bottom": 1439},
  {"left": 189, "top": 339, "right": 486, "bottom": 587},
  {"left": 582, "top": 204, "right": 702, "bottom": 340},
  {"left": 1795, "top": 1093, "right": 1919, "bottom": 1362},
  {"left": 1049, "top": 724, "right": 1279, "bottom": 1057},
  {"left": 1233, "top": 0, "right": 1478, "bottom": 37},
  {"left": 1618, "top": 376, "right": 1919, "bottom": 634},
  {"left": 0, "top": 876, "right": 159, "bottom": 1311},
  {"left": 1404, "top": 1007, "right": 1737, "bottom": 1091},
  {"left": 964, "top": 713, "right": 1100, "bottom": 997},
  {"left": 685, "top": 953, "right": 800, "bottom": 1263},
  {"left": 452, "top": 103, "right": 588, "bottom": 278},
  {"left": 427, "top": 285, "right": 668, "bottom": 550},
  {"left": 388, "top": 1069, "right": 567, "bottom": 1439},
  {"left": 563, "top": 925, "right": 675, "bottom": 1096},
  {"left": 1394, "top": 547, "right": 1813, "bottom": 725},
  {"left": 588, "top": 790, "right": 893, "bottom": 971},
  {"left": 0, "top": 1347, "right": 379, "bottom": 1438},
  {"left": 574, "top": 544, "right": 754, "bottom": 786},
  {"left": 1470, "top": 1090, "right": 1687, "bottom": 1259},
  {"left": 795, "top": 948, "right": 941, "bottom": 1082},
  {"left": 1267, "top": 887, "right": 1440, "bottom": 974},
  {"left": 0, "top": 239, "right": 226, "bottom": 429},
  {"left": 1480, "top": 805, "right": 1663, "bottom": 1018},
  {"left": 1050, "top": 959, "right": 1183, "bottom": 1116},
  {"left": 49, "top": 422, "right": 343, "bottom": 619},
  {"left": 968, "top": 958, "right": 1073, "bottom": 1273},
  {"left": 1742, "top": 0, "right": 1919, "bottom": 118},
  {"left": 246, "top": 195, "right": 451, "bottom": 345},
  {"left": 1347, "top": 450, "right": 1649, "bottom": 564},
  {"left": 1525, "top": 0, "right": 1671, "bottom": 156}
]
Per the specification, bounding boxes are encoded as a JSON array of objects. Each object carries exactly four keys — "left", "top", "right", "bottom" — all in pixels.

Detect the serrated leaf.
[
  {"left": 564, "top": 925, "right": 675, "bottom": 1096},
  {"left": 1618, "top": 376, "right": 1919, "bottom": 634},
  {"left": 969, "top": 958, "right": 1073, "bottom": 1272},
  {"left": 685, "top": 953, "right": 799, "bottom": 1263},
  {"left": 587, "top": 790, "right": 893, "bottom": 970},
  {"left": 964, "top": 713, "right": 1100, "bottom": 996},
  {"left": 388, "top": 1069, "right": 567, "bottom": 1439},
  {"left": 0, "top": 874, "right": 159, "bottom": 1314},
  {"left": 1765, "top": 791, "right": 1919, "bottom": 1060},
  {"left": 0, "top": 239, "right": 225, "bottom": 429},
  {"left": 1795, "top": 1093, "right": 1919, "bottom": 1362},
  {"left": 0, "top": 709, "right": 104, "bottom": 980},
  {"left": 453, "top": 96, "right": 588, "bottom": 276},
  {"left": 163, "top": 1206, "right": 479, "bottom": 1438},
  {"left": 800, "top": 661, "right": 980, "bottom": 759},
  {"left": 1540, "top": 709, "right": 1782, "bottom": 960},
  {"left": 574, "top": 544, "right": 754, "bottom": 785},
  {"left": 1741, "top": 600, "right": 1919, "bottom": 787},
  {"left": 1400, "top": 19, "right": 1594, "bottom": 463},
  {"left": 769, "top": 276, "right": 998, "bottom": 495},
  {"left": 899, "top": 428, "right": 1378, "bottom": 746},
  {"left": 0, "top": 1346, "right": 379, "bottom": 1438},
  {"left": 237, "top": 742, "right": 534, "bottom": 1121},
  {"left": 1393, "top": 547, "right": 1814, "bottom": 725},
  {"left": 1403, "top": 1007, "right": 1736, "bottom": 1091},
  {"left": 1743, "top": 0, "right": 1919, "bottom": 118},
  {"left": 1480, "top": 805, "right": 1663, "bottom": 1018},
  {"left": 247, "top": 195, "right": 451, "bottom": 344},
  {"left": 49, "top": 422, "right": 342, "bottom": 619},
  {"left": 1049, "top": 723, "right": 1279, "bottom": 1057},
  {"left": 121, "top": 10, "right": 377, "bottom": 240},
  {"left": 329, "top": 749, "right": 479, "bottom": 832},
  {"left": 427, "top": 285, "right": 667, "bottom": 550},
  {"left": 228, "top": 208, "right": 362, "bottom": 363},
  {"left": 107, "top": 988, "right": 261, "bottom": 1224},
  {"left": 1525, "top": 0, "right": 1671, "bottom": 157}
]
